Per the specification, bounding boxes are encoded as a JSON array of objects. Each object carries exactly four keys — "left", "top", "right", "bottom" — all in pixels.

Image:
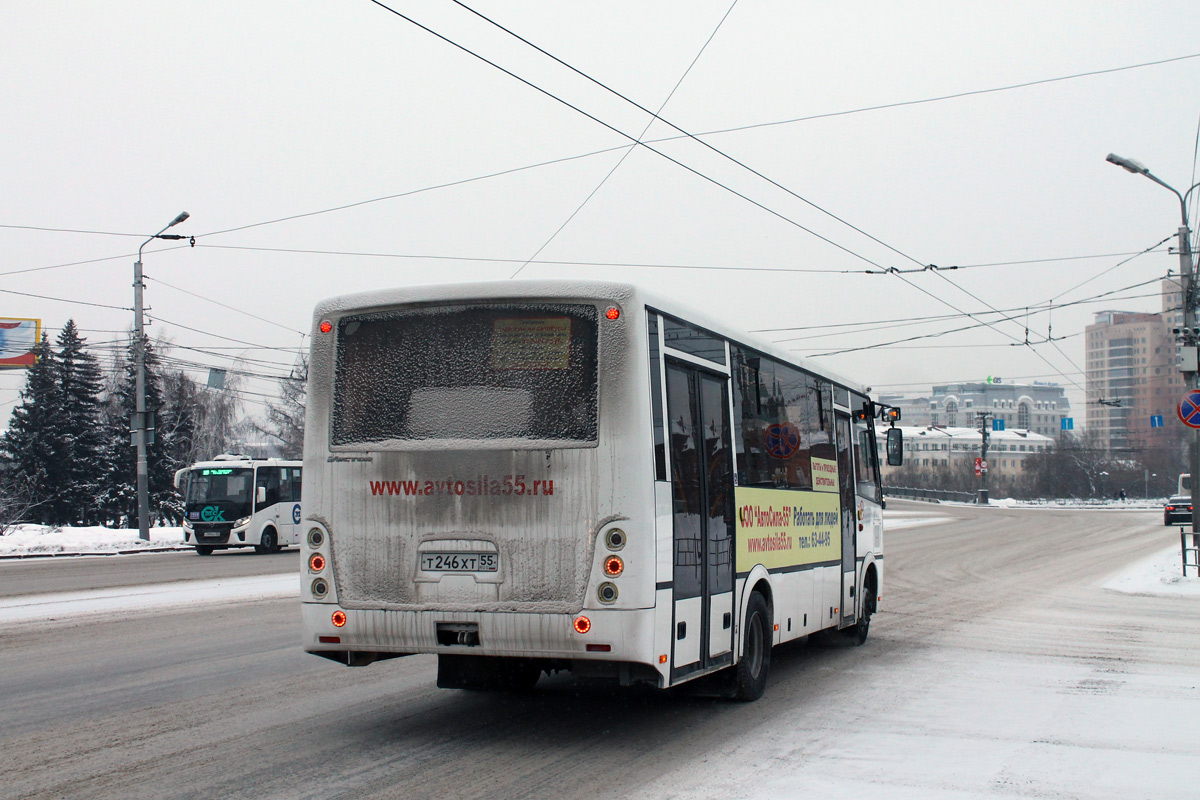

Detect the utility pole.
[
  {"left": 133, "top": 212, "right": 191, "bottom": 540},
  {"left": 976, "top": 410, "right": 991, "bottom": 504},
  {"left": 1107, "top": 154, "right": 1200, "bottom": 532}
]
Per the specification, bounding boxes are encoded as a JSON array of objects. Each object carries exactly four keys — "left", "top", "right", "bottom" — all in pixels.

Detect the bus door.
[
  {"left": 254, "top": 466, "right": 282, "bottom": 531},
  {"left": 835, "top": 414, "right": 857, "bottom": 627},
  {"left": 280, "top": 465, "right": 302, "bottom": 544},
  {"left": 666, "top": 361, "right": 735, "bottom": 678}
]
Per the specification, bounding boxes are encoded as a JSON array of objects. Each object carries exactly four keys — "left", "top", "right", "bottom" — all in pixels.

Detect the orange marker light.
[
  {"left": 605, "top": 307, "right": 620, "bottom": 320},
  {"left": 659, "top": 654, "right": 668, "bottom": 664},
  {"left": 319, "top": 320, "right": 333, "bottom": 333},
  {"left": 309, "top": 553, "right": 326, "bottom": 572},
  {"left": 331, "top": 610, "right": 347, "bottom": 627},
  {"left": 603, "top": 555, "right": 624, "bottom": 577},
  {"left": 573, "top": 615, "right": 591, "bottom": 634}
]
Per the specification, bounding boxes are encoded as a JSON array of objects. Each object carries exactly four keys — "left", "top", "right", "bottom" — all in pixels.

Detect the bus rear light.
[
  {"left": 586, "top": 644, "right": 611, "bottom": 652},
  {"left": 307, "top": 527, "right": 325, "bottom": 548},
  {"left": 597, "top": 582, "right": 618, "bottom": 604},
  {"left": 605, "top": 306, "right": 620, "bottom": 320},
  {"left": 603, "top": 555, "right": 624, "bottom": 577},
  {"left": 319, "top": 635, "right": 340, "bottom": 644},
  {"left": 320, "top": 320, "right": 333, "bottom": 333},
  {"left": 309, "top": 554, "right": 326, "bottom": 572},
  {"left": 573, "top": 616, "right": 591, "bottom": 634},
  {"left": 311, "top": 578, "right": 329, "bottom": 598},
  {"left": 332, "top": 610, "right": 347, "bottom": 627}
]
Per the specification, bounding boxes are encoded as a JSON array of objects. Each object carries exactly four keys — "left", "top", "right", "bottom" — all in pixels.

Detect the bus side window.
[
  {"left": 279, "top": 467, "right": 301, "bottom": 503},
  {"left": 256, "top": 467, "right": 281, "bottom": 511}
]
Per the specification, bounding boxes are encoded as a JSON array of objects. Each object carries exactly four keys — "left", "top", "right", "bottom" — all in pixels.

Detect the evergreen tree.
[
  {"left": 0, "top": 334, "right": 66, "bottom": 524},
  {"left": 55, "top": 320, "right": 106, "bottom": 524},
  {"left": 96, "top": 334, "right": 171, "bottom": 526}
]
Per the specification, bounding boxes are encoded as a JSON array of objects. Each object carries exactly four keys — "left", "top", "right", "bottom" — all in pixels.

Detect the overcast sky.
[{"left": 3, "top": 1, "right": 1200, "bottom": 424}]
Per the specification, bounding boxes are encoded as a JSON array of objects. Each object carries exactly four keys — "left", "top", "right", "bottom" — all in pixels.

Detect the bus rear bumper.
[{"left": 302, "top": 603, "right": 663, "bottom": 669}]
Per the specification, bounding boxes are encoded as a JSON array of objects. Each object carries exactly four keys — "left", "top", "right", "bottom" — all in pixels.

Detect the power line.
[
  {"left": 448, "top": 0, "right": 925, "bottom": 271},
  {"left": 194, "top": 242, "right": 867, "bottom": 273},
  {"left": 510, "top": 0, "right": 742, "bottom": 278},
  {"left": 146, "top": 276, "right": 307, "bottom": 337},
  {"left": 682, "top": 52, "right": 1200, "bottom": 140},
  {"left": 0, "top": 286, "right": 131, "bottom": 310},
  {"left": 365, "top": 0, "right": 890, "bottom": 269}
]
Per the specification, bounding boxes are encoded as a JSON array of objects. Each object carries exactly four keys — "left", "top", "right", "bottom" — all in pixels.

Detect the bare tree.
[{"left": 255, "top": 354, "right": 306, "bottom": 459}]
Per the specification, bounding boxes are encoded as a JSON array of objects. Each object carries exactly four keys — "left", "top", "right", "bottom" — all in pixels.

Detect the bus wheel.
[
  {"left": 843, "top": 591, "right": 874, "bottom": 646},
  {"left": 255, "top": 528, "right": 278, "bottom": 554},
  {"left": 733, "top": 593, "right": 770, "bottom": 701},
  {"left": 195, "top": 546, "right": 214, "bottom": 556}
]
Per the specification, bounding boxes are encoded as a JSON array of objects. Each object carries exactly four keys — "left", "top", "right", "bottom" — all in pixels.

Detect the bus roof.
[
  {"left": 186, "top": 456, "right": 302, "bottom": 470},
  {"left": 311, "top": 279, "right": 873, "bottom": 398}
]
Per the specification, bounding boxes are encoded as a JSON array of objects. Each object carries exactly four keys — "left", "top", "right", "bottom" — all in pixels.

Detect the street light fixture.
[
  {"left": 1107, "top": 153, "right": 1200, "bottom": 532},
  {"left": 133, "top": 211, "right": 190, "bottom": 541}
]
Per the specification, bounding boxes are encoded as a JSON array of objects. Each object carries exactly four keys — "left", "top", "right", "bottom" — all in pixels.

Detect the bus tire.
[
  {"left": 843, "top": 583, "right": 875, "bottom": 646},
  {"left": 733, "top": 592, "right": 770, "bottom": 701},
  {"left": 195, "top": 545, "right": 214, "bottom": 556},
  {"left": 255, "top": 528, "right": 278, "bottom": 554}
]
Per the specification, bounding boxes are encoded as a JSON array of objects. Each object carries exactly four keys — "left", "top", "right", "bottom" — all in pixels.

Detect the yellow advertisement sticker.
[
  {"left": 735, "top": 486, "right": 841, "bottom": 571},
  {"left": 811, "top": 456, "right": 839, "bottom": 493},
  {"left": 490, "top": 317, "right": 571, "bottom": 370}
]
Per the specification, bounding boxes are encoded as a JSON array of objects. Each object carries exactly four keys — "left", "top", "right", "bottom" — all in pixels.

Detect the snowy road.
[{"left": 0, "top": 501, "right": 1197, "bottom": 799}]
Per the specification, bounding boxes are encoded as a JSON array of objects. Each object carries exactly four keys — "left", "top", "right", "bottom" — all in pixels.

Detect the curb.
[{"left": 0, "top": 546, "right": 193, "bottom": 560}]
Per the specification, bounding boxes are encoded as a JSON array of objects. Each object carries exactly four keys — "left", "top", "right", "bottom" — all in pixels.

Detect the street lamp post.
[
  {"left": 133, "top": 211, "right": 190, "bottom": 541},
  {"left": 1107, "top": 154, "right": 1200, "bottom": 531}
]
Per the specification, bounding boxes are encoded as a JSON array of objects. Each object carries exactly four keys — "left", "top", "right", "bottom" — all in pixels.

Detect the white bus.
[
  {"left": 300, "top": 281, "right": 901, "bottom": 699},
  {"left": 175, "top": 454, "right": 303, "bottom": 555}
]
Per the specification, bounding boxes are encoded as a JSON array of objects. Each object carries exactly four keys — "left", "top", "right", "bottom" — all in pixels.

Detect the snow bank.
[
  {"left": 0, "top": 524, "right": 186, "bottom": 557},
  {"left": 1103, "top": 544, "right": 1200, "bottom": 597}
]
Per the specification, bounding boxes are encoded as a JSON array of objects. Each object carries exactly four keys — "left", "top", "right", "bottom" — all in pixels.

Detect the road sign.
[
  {"left": 1151, "top": 414, "right": 1164, "bottom": 428},
  {"left": 1061, "top": 417, "right": 1074, "bottom": 431},
  {"left": 974, "top": 457, "right": 987, "bottom": 476},
  {"left": 1178, "top": 391, "right": 1200, "bottom": 429},
  {"left": 993, "top": 419, "right": 1005, "bottom": 431}
]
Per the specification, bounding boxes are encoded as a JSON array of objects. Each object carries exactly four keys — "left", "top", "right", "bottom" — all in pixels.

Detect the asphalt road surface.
[{"left": 1, "top": 502, "right": 1195, "bottom": 799}]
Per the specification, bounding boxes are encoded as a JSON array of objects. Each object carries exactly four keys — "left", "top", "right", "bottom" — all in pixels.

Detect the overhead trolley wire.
[
  {"left": 446, "top": 0, "right": 925, "bottom": 271},
  {"left": 364, "top": 0, "right": 889, "bottom": 270},
  {"left": 510, "top": 0, "right": 742, "bottom": 278}
]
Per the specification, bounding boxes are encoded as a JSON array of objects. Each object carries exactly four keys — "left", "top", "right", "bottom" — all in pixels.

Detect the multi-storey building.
[
  {"left": 1085, "top": 308, "right": 1182, "bottom": 454},
  {"left": 879, "top": 381, "right": 1069, "bottom": 439},
  {"left": 878, "top": 425, "right": 1054, "bottom": 478}
]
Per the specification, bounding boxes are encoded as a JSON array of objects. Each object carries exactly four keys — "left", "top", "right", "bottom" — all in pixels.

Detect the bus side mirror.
[
  {"left": 886, "top": 428, "right": 903, "bottom": 466},
  {"left": 174, "top": 469, "right": 186, "bottom": 490},
  {"left": 257, "top": 486, "right": 267, "bottom": 504}
]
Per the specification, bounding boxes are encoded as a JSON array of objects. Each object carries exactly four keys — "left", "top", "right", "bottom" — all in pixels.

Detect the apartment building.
[{"left": 1085, "top": 308, "right": 1182, "bottom": 453}]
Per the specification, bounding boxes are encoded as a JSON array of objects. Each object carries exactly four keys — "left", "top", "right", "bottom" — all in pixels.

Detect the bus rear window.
[{"left": 331, "top": 303, "right": 599, "bottom": 447}]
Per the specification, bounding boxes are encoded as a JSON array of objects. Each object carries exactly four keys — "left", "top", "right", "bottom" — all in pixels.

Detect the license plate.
[
  {"left": 420, "top": 552, "right": 498, "bottom": 572},
  {"left": 200, "top": 531, "right": 221, "bottom": 538}
]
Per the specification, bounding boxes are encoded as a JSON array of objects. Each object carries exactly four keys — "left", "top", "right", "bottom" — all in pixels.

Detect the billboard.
[{"left": 0, "top": 318, "right": 42, "bottom": 369}]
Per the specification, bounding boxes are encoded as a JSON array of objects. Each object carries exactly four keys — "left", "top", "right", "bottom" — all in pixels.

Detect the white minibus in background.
[
  {"left": 175, "top": 454, "right": 303, "bottom": 555},
  {"left": 299, "top": 281, "right": 901, "bottom": 699}
]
